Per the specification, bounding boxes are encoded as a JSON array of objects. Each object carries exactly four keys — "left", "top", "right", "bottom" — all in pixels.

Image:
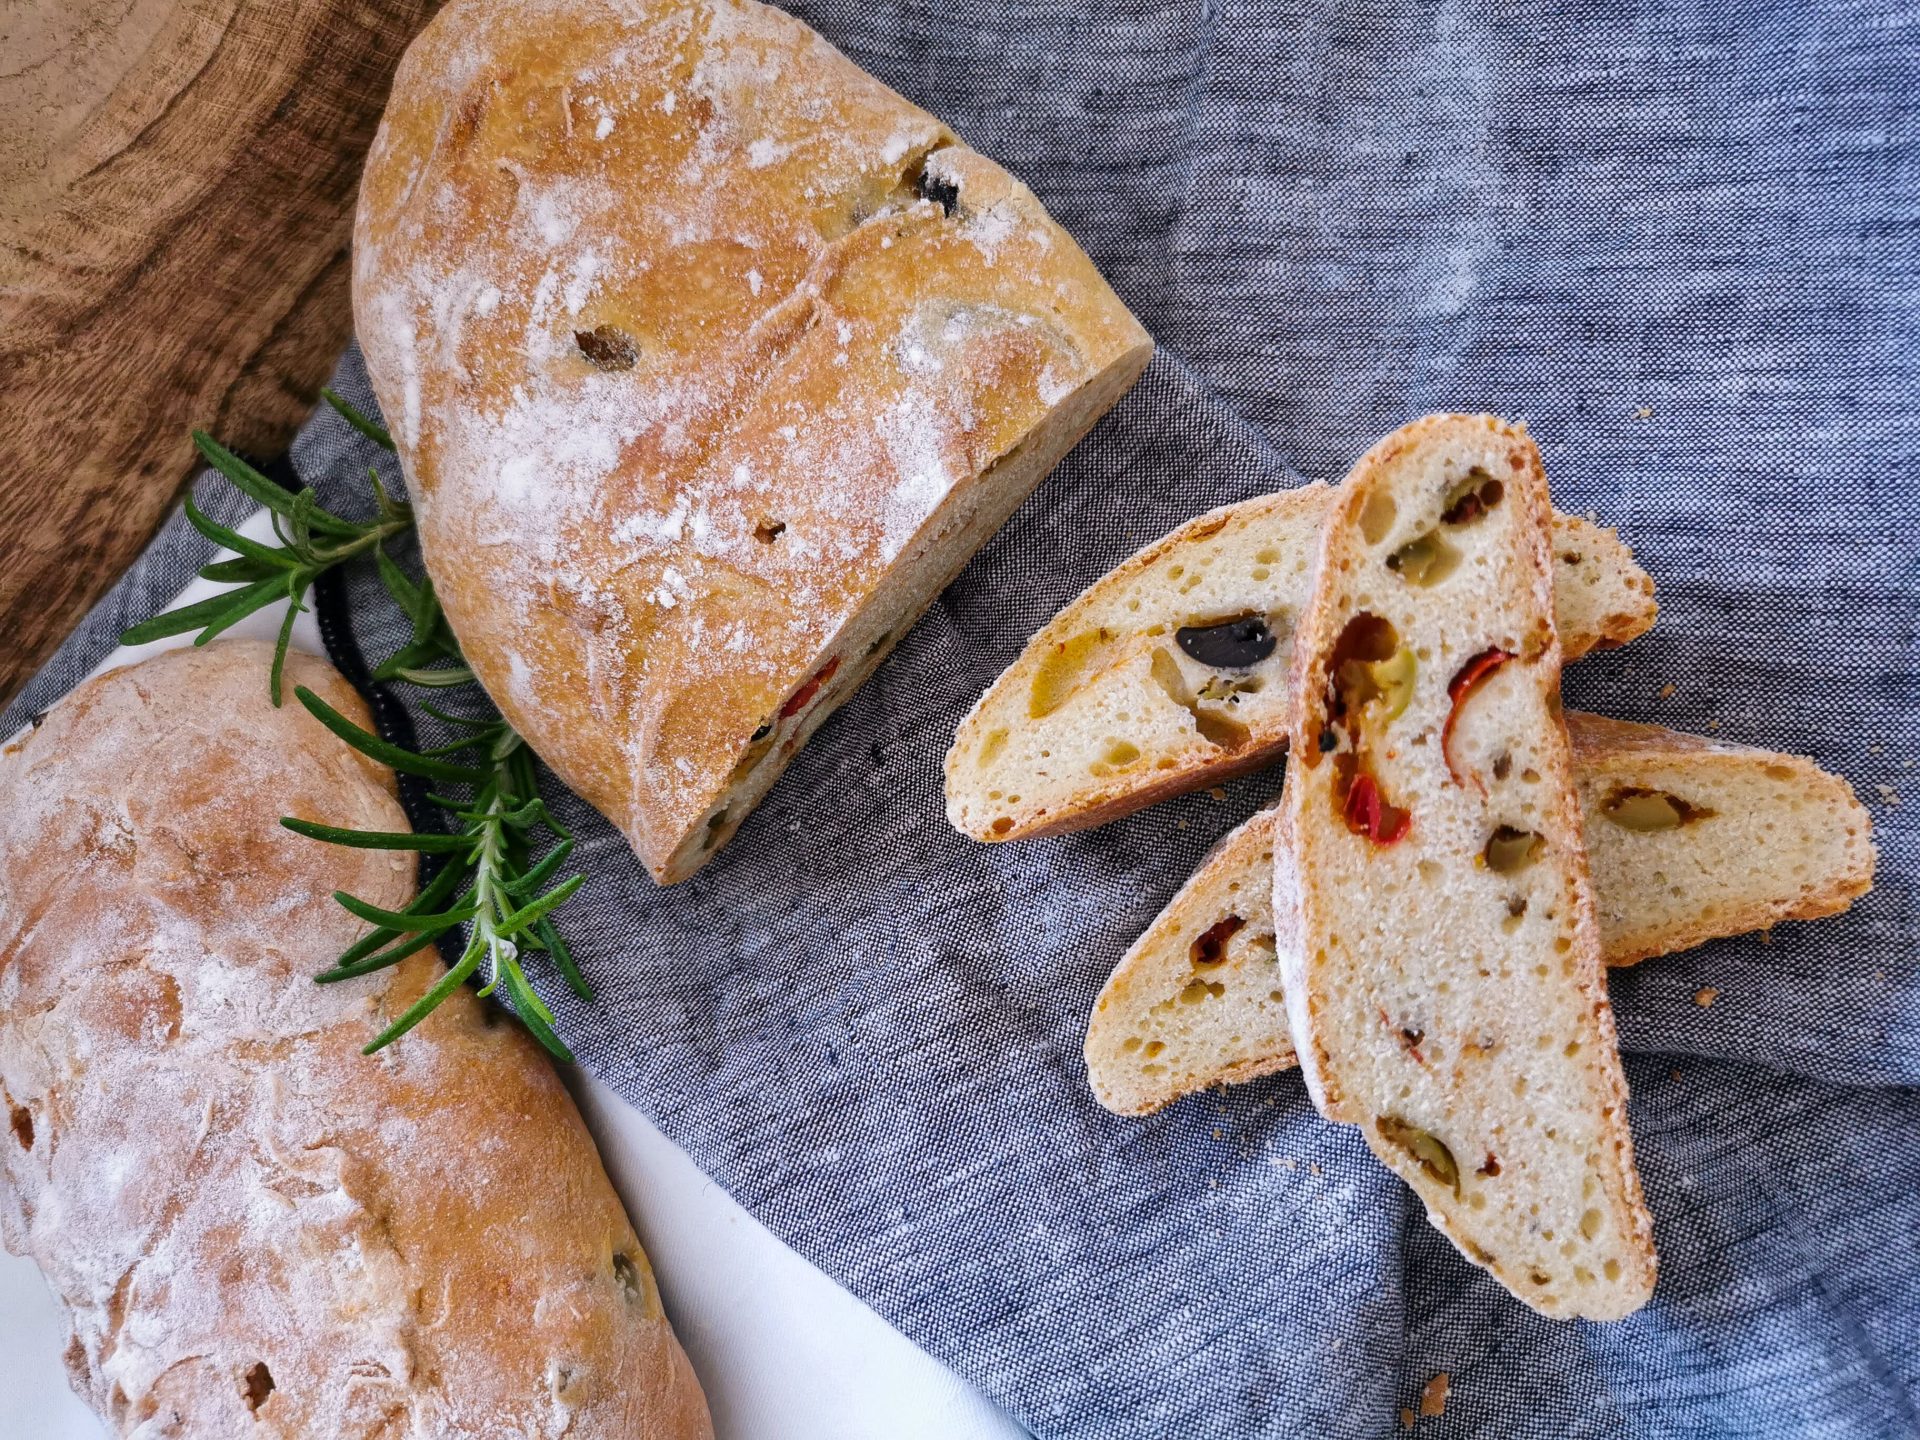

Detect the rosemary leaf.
[
  {"left": 421, "top": 700, "right": 498, "bottom": 730},
  {"left": 364, "top": 944, "right": 485, "bottom": 1054},
  {"left": 322, "top": 387, "right": 397, "bottom": 452},
  {"left": 183, "top": 495, "right": 303, "bottom": 570},
  {"left": 334, "top": 890, "right": 484, "bottom": 931},
  {"left": 393, "top": 663, "right": 476, "bottom": 688},
  {"left": 315, "top": 927, "right": 449, "bottom": 984},
  {"left": 504, "top": 838, "right": 576, "bottom": 895},
  {"left": 281, "top": 817, "right": 477, "bottom": 852},
  {"left": 494, "top": 874, "right": 586, "bottom": 935},
  {"left": 329, "top": 862, "right": 474, "bottom": 970},
  {"left": 267, "top": 584, "right": 304, "bottom": 705},
  {"left": 293, "top": 685, "right": 489, "bottom": 784},
  {"left": 192, "top": 431, "right": 358, "bottom": 538},
  {"left": 197, "top": 556, "right": 285, "bottom": 583},
  {"left": 120, "top": 581, "right": 275, "bottom": 644},
  {"left": 538, "top": 916, "right": 592, "bottom": 1000}
]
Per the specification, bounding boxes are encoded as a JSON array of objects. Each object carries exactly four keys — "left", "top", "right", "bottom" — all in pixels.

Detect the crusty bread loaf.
[
  {"left": 944, "top": 488, "right": 1654, "bottom": 842},
  {"left": 1276, "top": 414, "right": 1656, "bottom": 1320},
  {"left": 0, "top": 643, "right": 711, "bottom": 1438},
  {"left": 354, "top": 0, "right": 1152, "bottom": 883},
  {"left": 1087, "top": 715, "right": 1876, "bottom": 1116}
]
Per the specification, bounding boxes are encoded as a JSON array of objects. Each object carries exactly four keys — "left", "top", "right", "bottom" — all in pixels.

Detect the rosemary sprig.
[
  {"left": 120, "top": 392, "right": 409, "bottom": 705},
  {"left": 121, "top": 392, "right": 591, "bottom": 1059},
  {"left": 284, "top": 684, "right": 589, "bottom": 1061}
]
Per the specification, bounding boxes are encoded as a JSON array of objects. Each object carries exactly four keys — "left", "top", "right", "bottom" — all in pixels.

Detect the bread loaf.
[
  {"left": 0, "top": 642, "right": 711, "bottom": 1438},
  {"left": 944, "top": 488, "right": 1654, "bottom": 842},
  {"left": 1086, "top": 715, "right": 1875, "bottom": 1116},
  {"left": 1276, "top": 414, "right": 1656, "bottom": 1319},
  {"left": 354, "top": 0, "right": 1153, "bottom": 882}
]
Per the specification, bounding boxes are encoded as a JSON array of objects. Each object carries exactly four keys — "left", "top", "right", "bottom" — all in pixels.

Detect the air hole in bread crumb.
[
  {"left": 1190, "top": 915, "right": 1244, "bottom": 967},
  {"left": 1359, "top": 490, "right": 1397, "bottom": 544},
  {"left": 243, "top": 1362, "right": 274, "bottom": 1412},
  {"left": 989, "top": 817, "right": 1013, "bottom": 836},
  {"left": 754, "top": 518, "right": 787, "bottom": 543},
  {"left": 8, "top": 1107, "right": 29, "bottom": 1150}
]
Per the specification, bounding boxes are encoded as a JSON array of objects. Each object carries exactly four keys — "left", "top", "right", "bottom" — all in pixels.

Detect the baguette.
[
  {"left": 0, "top": 643, "right": 711, "bottom": 1438},
  {"left": 945, "top": 489, "right": 1653, "bottom": 842},
  {"left": 1276, "top": 414, "right": 1656, "bottom": 1319},
  {"left": 1087, "top": 715, "right": 1875, "bottom": 1116},
  {"left": 355, "top": 0, "right": 1152, "bottom": 883}
]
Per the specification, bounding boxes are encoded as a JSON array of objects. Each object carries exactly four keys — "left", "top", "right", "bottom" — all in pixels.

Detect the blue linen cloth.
[{"left": 7, "top": 2, "right": 1916, "bottom": 1435}]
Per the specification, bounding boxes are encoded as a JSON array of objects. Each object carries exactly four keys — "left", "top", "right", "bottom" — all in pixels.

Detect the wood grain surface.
[{"left": 0, "top": 0, "right": 437, "bottom": 706}]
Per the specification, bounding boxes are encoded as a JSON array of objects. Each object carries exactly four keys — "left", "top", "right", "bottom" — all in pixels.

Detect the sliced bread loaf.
[
  {"left": 945, "top": 490, "right": 1654, "bottom": 842},
  {"left": 356, "top": 0, "right": 1153, "bottom": 883},
  {"left": 1086, "top": 715, "right": 1875, "bottom": 1116},
  {"left": 1276, "top": 413, "right": 1655, "bottom": 1320}
]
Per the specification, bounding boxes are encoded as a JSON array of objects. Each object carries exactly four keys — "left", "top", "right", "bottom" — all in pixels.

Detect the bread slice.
[
  {"left": 355, "top": 0, "right": 1153, "bottom": 882},
  {"left": 1276, "top": 414, "right": 1655, "bottom": 1320},
  {"left": 1086, "top": 715, "right": 1875, "bottom": 1116},
  {"left": 1567, "top": 713, "right": 1876, "bottom": 964},
  {"left": 944, "top": 490, "right": 1654, "bottom": 842}
]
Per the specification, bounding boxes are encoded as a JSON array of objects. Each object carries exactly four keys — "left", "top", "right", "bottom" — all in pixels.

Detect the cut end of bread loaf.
[
  {"left": 945, "top": 491, "right": 1655, "bottom": 845},
  {"left": 355, "top": 0, "right": 1151, "bottom": 883},
  {"left": 1278, "top": 414, "right": 1656, "bottom": 1320},
  {"left": 1087, "top": 714, "right": 1875, "bottom": 1116}
]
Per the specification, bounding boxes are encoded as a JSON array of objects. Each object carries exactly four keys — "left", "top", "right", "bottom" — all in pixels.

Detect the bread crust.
[
  {"left": 945, "top": 488, "right": 1655, "bottom": 843},
  {"left": 0, "top": 643, "right": 711, "bottom": 1438},
  {"left": 354, "top": 0, "right": 1151, "bottom": 882}
]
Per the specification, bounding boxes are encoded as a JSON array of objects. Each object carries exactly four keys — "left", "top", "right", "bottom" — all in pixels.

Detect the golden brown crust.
[
  {"left": 354, "top": 0, "right": 1151, "bottom": 881},
  {"left": 0, "top": 643, "right": 710, "bottom": 1439}
]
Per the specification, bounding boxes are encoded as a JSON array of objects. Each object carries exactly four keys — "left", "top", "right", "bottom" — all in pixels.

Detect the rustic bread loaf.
[
  {"left": 1087, "top": 716, "right": 1875, "bottom": 1116},
  {"left": 354, "top": 0, "right": 1152, "bottom": 883},
  {"left": 0, "top": 643, "right": 711, "bottom": 1438},
  {"left": 1276, "top": 414, "right": 1656, "bottom": 1320},
  {"left": 944, "top": 488, "right": 1654, "bottom": 842}
]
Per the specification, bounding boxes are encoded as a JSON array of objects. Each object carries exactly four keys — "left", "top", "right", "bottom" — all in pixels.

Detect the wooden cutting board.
[{"left": 0, "top": 0, "right": 437, "bottom": 706}]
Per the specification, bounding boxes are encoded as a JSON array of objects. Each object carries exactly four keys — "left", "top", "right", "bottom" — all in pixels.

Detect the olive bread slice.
[
  {"left": 1277, "top": 414, "right": 1655, "bottom": 1320},
  {"left": 1086, "top": 714, "right": 1875, "bottom": 1117},
  {"left": 945, "top": 489, "right": 1654, "bottom": 843}
]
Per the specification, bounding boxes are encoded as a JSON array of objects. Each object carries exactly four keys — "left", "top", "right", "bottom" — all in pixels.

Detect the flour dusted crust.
[
  {"left": 1085, "top": 716, "right": 1876, "bottom": 1115},
  {"left": 0, "top": 643, "right": 710, "bottom": 1438},
  {"left": 354, "top": 0, "right": 1152, "bottom": 882},
  {"left": 1275, "top": 415, "right": 1656, "bottom": 1319},
  {"left": 944, "top": 489, "right": 1654, "bottom": 843}
]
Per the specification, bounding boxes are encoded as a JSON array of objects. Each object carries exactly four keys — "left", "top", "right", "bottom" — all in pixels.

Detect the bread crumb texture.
[
  {"left": 0, "top": 643, "right": 710, "bottom": 1438},
  {"left": 355, "top": 0, "right": 1149, "bottom": 880}
]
